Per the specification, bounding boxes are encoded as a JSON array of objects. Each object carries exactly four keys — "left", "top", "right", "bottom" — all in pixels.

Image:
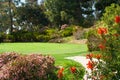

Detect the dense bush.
[
  {"left": 46, "top": 28, "right": 61, "bottom": 39},
  {"left": 11, "top": 31, "right": 36, "bottom": 42},
  {"left": 60, "top": 26, "right": 73, "bottom": 37},
  {"left": 4, "top": 34, "right": 15, "bottom": 42},
  {"left": 0, "top": 52, "right": 19, "bottom": 68},
  {"left": 101, "top": 3, "right": 120, "bottom": 27},
  {"left": 87, "top": 28, "right": 101, "bottom": 51},
  {"left": 0, "top": 52, "right": 57, "bottom": 80},
  {"left": 0, "top": 32, "right": 5, "bottom": 42},
  {"left": 73, "top": 26, "right": 86, "bottom": 40},
  {"left": 36, "top": 35, "right": 50, "bottom": 42},
  {"left": 86, "top": 4, "right": 120, "bottom": 79}
]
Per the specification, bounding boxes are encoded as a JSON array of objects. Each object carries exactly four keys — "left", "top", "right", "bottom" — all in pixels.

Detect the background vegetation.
[{"left": 0, "top": 0, "right": 120, "bottom": 43}]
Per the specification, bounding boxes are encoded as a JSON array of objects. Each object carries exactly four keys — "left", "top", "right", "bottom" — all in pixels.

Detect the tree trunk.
[{"left": 8, "top": 0, "right": 13, "bottom": 34}]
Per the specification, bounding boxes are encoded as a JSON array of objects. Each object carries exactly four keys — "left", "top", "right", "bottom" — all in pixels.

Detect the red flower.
[
  {"left": 86, "top": 53, "right": 93, "bottom": 59},
  {"left": 70, "top": 66, "right": 76, "bottom": 73},
  {"left": 87, "top": 61, "right": 94, "bottom": 70},
  {"left": 97, "top": 28, "right": 107, "bottom": 35},
  {"left": 99, "top": 43, "right": 105, "bottom": 50},
  {"left": 96, "top": 54, "right": 102, "bottom": 60},
  {"left": 115, "top": 16, "right": 120, "bottom": 23},
  {"left": 57, "top": 68, "right": 64, "bottom": 79}
]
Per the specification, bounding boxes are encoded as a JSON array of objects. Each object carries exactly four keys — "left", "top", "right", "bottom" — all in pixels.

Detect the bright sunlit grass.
[{"left": 0, "top": 43, "right": 88, "bottom": 65}]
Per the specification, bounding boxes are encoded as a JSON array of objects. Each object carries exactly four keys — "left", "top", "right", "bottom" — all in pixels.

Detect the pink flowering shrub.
[
  {"left": 0, "top": 52, "right": 20, "bottom": 68},
  {"left": 0, "top": 53, "right": 57, "bottom": 80}
]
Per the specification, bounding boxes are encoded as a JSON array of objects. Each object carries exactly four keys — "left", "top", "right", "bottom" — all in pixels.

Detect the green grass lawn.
[{"left": 0, "top": 43, "right": 88, "bottom": 65}]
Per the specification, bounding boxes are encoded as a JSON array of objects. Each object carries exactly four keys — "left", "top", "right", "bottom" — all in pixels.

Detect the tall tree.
[
  {"left": 0, "top": 1, "right": 9, "bottom": 32},
  {"left": 0, "top": 0, "right": 21, "bottom": 33},
  {"left": 8, "top": 0, "right": 13, "bottom": 33},
  {"left": 44, "top": 0, "right": 93, "bottom": 27},
  {"left": 15, "top": 5, "right": 48, "bottom": 31},
  {"left": 95, "top": 0, "right": 120, "bottom": 19}
]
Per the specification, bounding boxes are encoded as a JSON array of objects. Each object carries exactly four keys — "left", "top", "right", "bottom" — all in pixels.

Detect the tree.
[
  {"left": 25, "top": 0, "right": 38, "bottom": 5},
  {"left": 44, "top": 0, "right": 94, "bottom": 27},
  {"left": 15, "top": 5, "right": 49, "bottom": 31},
  {"left": 95, "top": 0, "right": 120, "bottom": 19},
  {"left": 0, "top": 0, "right": 21, "bottom": 33}
]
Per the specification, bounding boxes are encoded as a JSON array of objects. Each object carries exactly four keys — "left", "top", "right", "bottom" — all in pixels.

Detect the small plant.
[{"left": 57, "top": 61, "right": 85, "bottom": 80}]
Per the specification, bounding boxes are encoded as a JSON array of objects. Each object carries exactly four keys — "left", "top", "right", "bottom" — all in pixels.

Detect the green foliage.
[
  {"left": 44, "top": 0, "right": 93, "bottom": 26},
  {"left": 60, "top": 27, "right": 73, "bottom": 37},
  {"left": 86, "top": 28, "right": 101, "bottom": 51},
  {"left": 0, "top": 32, "right": 5, "bottom": 42},
  {"left": 87, "top": 6, "right": 120, "bottom": 79},
  {"left": 101, "top": 27, "right": 120, "bottom": 79},
  {"left": 46, "top": 28, "right": 61, "bottom": 39},
  {"left": 61, "top": 61, "right": 85, "bottom": 80},
  {"left": 11, "top": 31, "right": 36, "bottom": 42},
  {"left": 101, "top": 3, "right": 120, "bottom": 27},
  {"left": 15, "top": 5, "right": 48, "bottom": 27},
  {"left": 36, "top": 35, "right": 50, "bottom": 42},
  {"left": 5, "top": 34, "right": 15, "bottom": 42},
  {"left": 95, "top": 0, "right": 120, "bottom": 19}
]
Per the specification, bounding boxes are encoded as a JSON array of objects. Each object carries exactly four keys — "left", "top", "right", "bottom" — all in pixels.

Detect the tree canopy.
[
  {"left": 44, "top": 0, "right": 94, "bottom": 27},
  {"left": 0, "top": 0, "right": 120, "bottom": 33}
]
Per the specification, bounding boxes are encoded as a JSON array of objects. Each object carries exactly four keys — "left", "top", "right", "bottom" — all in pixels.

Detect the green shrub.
[
  {"left": 0, "top": 32, "right": 5, "bottom": 42},
  {"left": 46, "top": 28, "right": 61, "bottom": 39},
  {"left": 86, "top": 4, "right": 120, "bottom": 79},
  {"left": 86, "top": 28, "right": 101, "bottom": 51},
  {"left": 36, "top": 35, "right": 50, "bottom": 42},
  {"left": 0, "top": 53, "right": 56, "bottom": 80},
  {"left": 22, "top": 32, "right": 35, "bottom": 42},
  {"left": 12, "top": 31, "right": 37, "bottom": 42},
  {"left": 4, "top": 34, "right": 15, "bottom": 42},
  {"left": 102, "top": 3, "right": 120, "bottom": 27},
  {"left": 60, "top": 27, "right": 73, "bottom": 37}
]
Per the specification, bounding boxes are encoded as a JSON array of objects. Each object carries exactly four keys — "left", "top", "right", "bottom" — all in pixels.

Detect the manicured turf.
[{"left": 0, "top": 43, "right": 88, "bottom": 65}]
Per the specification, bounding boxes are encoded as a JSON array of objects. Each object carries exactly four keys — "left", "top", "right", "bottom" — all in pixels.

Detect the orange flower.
[
  {"left": 97, "top": 28, "right": 107, "bottom": 35},
  {"left": 86, "top": 53, "right": 93, "bottom": 59},
  {"left": 96, "top": 54, "right": 102, "bottom": 60},
  {"left": 70, "top": 66, "right": 76, "bottom": 73},
  {"left": 115, "top": 16, "right": 120, "bottom": 23},
  {"left": 99, "top": 43, "right": 105, "bottom": 50},
  {"left": 87, "top": 61, "right": 94, "bottom": 70},
  {"left": 57, "top": 68, "right": 64, "bottom": 79}
]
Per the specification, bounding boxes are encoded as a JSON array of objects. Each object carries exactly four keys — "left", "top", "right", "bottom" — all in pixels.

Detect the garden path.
[{"left": 66, "top": 56, "right": 97, "bottom": 80}]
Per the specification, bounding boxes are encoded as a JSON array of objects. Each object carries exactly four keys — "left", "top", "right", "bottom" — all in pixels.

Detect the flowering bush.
[
  {"left": 57, "top": 61, "right": 85, "bottom": 80},
  {"left": 86, "top": 15, "right": 120, "bottom": 79},
  {"left": 87, "top": 28, "right": 102, "bottom": 51},
  {"left": 0, "top": 53, "right": 56, "bottom": 80},
  {"left": 0, "top": 52, "right": 20, "bottom": 68}
]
